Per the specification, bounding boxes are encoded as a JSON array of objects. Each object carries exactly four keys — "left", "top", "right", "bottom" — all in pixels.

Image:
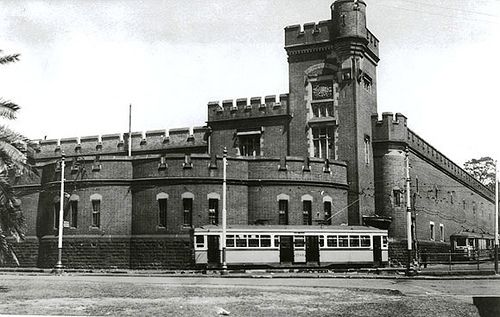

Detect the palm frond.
[
  {"left": 0, "top": 100, "right": 20, "bottom": 120},
  {"left": 0, "top": 53, "right": 20, "bottom": 65}
]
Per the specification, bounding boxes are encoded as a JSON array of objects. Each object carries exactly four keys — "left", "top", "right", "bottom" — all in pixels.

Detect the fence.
[{"left": 419, "top": 250, "right": 495, "bottom": 271}]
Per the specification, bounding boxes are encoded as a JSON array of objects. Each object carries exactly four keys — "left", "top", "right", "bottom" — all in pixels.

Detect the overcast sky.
[{"left": 0, "top": 0, "right": 499, "bottom": 165}]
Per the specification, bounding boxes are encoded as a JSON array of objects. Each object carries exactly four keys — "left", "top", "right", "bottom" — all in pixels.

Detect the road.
[
  {"left": 2, "top": 273, "right": 499, "bottom": 300},
  {"left": 0, "top": 273, "right": 498, "bottom": 316}
]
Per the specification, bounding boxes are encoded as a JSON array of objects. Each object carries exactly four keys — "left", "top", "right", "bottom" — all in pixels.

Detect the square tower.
[{"left": 284, "top": 0, "right": 380, "bottom": 224}]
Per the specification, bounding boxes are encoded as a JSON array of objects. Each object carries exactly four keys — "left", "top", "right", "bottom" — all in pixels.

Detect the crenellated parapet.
[
  {"left": 34, "top": 127, "right": 208, "bottom": 160},
  {"left": 406, "top": 129, "right": 494, "bottom": 200},
  {"left": 207, "top": 94, "right": 289, "bottom": 123},
  {"left": 371, "top": 112, "right": 408, "bottom": 142},
  {"left": 372, "top": 112, "right": 494, "bottom": 201},
  {"left": 284, "top": 21, "right": 332, "bottom": 48}
]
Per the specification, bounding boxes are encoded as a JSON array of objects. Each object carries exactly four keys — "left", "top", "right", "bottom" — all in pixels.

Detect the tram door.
[
  {"left": 306, "top": 236, "right": 320, "bottom": 263},
  {"left": 207, "top": 235, "right": 220, "bottom": 265},
  {"left": 373, "top": 236, "right": 382, "bottom": 267},
  {"left": 280, "top": 236, "right": 294, "bottom": 263}
]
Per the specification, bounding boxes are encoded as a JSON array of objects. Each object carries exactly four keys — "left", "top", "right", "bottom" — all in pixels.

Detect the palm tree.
[{"left": 0, "top": 50, "right": 36, "bottom": 266}]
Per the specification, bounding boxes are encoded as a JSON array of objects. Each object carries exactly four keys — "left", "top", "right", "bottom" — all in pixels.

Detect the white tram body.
[{"left": 194, "top": 225, "right": 388, "bottom": 268}]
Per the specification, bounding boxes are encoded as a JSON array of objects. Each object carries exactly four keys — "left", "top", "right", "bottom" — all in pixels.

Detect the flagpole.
[{"left": 128, "top": 104, "right": 132, "bottom": 157}]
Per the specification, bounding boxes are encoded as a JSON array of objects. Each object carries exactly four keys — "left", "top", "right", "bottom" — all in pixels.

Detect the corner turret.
[{"left": 331, "top": 0, "right": 367, "bottom": 41}]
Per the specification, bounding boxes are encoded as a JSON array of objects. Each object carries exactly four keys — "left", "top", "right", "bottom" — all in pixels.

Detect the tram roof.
[
  {"left": 450, "top": 231, "right": 495, "bottom": 239},
  {"left": 195, "top": 225, "right": 386, "bottom": 233}
]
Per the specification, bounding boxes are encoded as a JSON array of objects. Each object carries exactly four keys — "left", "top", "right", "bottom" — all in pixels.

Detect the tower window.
[
  {"left": 364, "top": 136, "right": 370, "bottom": 164},
  {"left": 311, "top": 102, "right": 334, "bottom": 118},
  {"left": 393, "top": 190, "right": 402, "bottom": 207},
  {"left": 312, "top": 127, "right": 334, "bottom": 159}
]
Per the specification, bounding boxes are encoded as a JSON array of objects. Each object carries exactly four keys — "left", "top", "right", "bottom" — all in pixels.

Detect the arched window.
[
  {"left": 69, "top": 194, "right": 79, "bottom": 228},
  {"left": 323, "top": 196, "right": 332, "bottom": 225},
  {"left": 182, "top": 192, "right": 194, "bottom": 227},
  {"left": 277, "top": 194, "right": 289, "bottom": 225},
  {"left": 207, "top": 193, "right": 220, "bottom": 225},
  {"left": 156, "top": 193, "right": 169, "bottom": 228},
  {"left": 90, "top": 194, "right": 102, "bottom": 228},
  {"left": 301, "top": 194, "right": 313, "bottom": 225}
]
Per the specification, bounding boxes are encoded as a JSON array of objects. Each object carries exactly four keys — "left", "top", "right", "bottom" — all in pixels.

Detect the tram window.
[
  {"left": 294, "top": 236, "right": 305, "bottom": 248},
  {"left": 319, "top": 236, "right": 325, "bottom": 247},
  {"left": 350, "top": 235, "right": 360, "bottom": 247},
  {"left": 195, "top": 235, "right": 205, "bottom": 248},
  {"left": 327, "top": 235, "right": 338, "bottom": 247},
  {"left": 274, "top": 236, "right": 280, "bottom": 247},
  {"left": 261, "top": 235, "right": 271, "bottom": 247},
  {"left": 226, "top": 235, "right": 235, "bottom": 247},
  {"left": 236, "top": 235, "right": 247, "bottom": 247},
  {"left": 361, "top": 236, "right": 370, "bottom": 247},
  {"left": 456, "top": 238, "right": 466, "bottom": 246},
  {"left": 468, "top": 239, "right": 474, "bottom": 247},
  {"left": 382, "top": 236, "right": 388, "bottom": 248},
  {"left": 338, "top": 235, "right": 349, "bottom": 247},
  {"left": 249, "top": 236, "right": 259, "bottom": 247}
]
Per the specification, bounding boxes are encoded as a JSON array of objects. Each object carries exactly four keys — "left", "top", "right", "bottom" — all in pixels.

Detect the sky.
[{"left": 0, "top": 0, "right": 499, "bottom": 166}]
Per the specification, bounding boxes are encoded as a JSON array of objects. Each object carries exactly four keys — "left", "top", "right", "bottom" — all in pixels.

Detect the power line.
[
  {"left": 385, "top": 0, "right": 499, "bottom": 18},
  {"left": 372, "top": 2, "right": 500, "bottom": 24}
]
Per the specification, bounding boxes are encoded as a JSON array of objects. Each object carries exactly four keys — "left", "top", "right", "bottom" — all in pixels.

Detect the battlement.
[
  {"left": 366, "top": 29, "right": 379, "bottom": 57},
  {"left": 406, "top": 129, "right": 494, "bottom": 200},
  {"left": 371, "top": 112, "right": 408, "bottom": 142},
  {"left": 34, "top": 127, "right": 208, "bottom": 159},
  {"left": 207, "top": 94, "right": 289, "bottom": 122},
  {"left": 284, "top": 20, "right": 332, "bottom": 48}
]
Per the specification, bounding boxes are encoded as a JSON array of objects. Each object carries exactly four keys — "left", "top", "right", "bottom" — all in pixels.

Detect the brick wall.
[{"left": 130, "top": 234, "right": 193, "bottom": 269}]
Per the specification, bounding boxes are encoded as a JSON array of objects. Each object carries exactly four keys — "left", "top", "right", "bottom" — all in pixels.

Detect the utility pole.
[
  {"left": 221, "top": 147, "right": 228, "bottom": 275},
  {"left": 405, "top": 148, "right": 412, "bottom": 275},
  {"left": 495, "top": 160, "right": 498, "bottom": 274},
  {"left": 53, "top": 153, "right": 65, "bottom": 274}
]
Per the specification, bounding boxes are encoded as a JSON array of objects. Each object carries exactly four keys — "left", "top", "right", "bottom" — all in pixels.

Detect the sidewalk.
[{"left": 0, "top": 266, "right": 499, "bottom": 280}]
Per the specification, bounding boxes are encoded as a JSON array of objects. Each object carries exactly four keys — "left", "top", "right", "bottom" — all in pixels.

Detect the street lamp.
[
  {"left": 53, "top": 152, "right": 65, "bottom": 274},
  {"left": 221, "top": 147, "right": 228, "bottom": 275}
]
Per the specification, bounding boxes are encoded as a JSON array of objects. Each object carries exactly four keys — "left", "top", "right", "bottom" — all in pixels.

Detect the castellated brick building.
[{"left": 8, "top": 0, "right": 496, "bottom": 268}]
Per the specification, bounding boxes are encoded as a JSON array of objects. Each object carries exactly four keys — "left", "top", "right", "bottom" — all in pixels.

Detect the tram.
[
  {"left": 450, "top": 231, "right": 495, "bottom": 261},
  {"left": 194, "top": 225, "right": 388, "bottom": 268}
]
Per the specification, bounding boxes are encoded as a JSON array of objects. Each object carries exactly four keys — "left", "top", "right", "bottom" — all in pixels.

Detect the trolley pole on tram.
[
  {"left": 495, "top": 161, "right": 498, "bottom": 274},
  {"left": 53, "top": 153, "right": 65, "bottom": 274},
  {"left": 405, "top": 148, "right": 413, "bottom": 275},
  {"left": 221, "top": 148, "right": 228, "bottom": 275}
]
